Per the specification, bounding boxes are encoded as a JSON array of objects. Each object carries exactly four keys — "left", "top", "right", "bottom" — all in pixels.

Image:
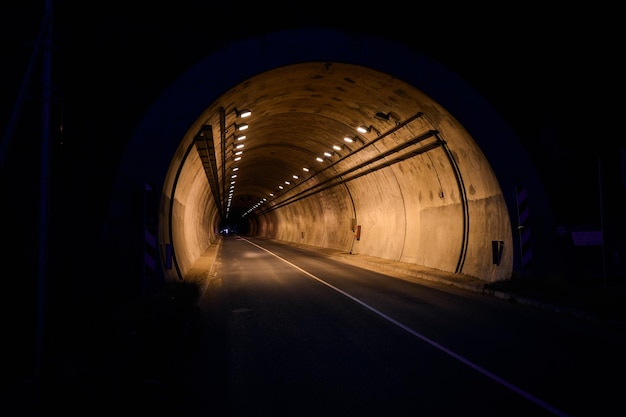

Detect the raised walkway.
[{"left": 187, "top": 236, "right": 626, "bottom": 328}]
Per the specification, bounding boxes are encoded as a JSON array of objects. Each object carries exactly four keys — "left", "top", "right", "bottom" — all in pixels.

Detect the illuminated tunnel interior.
[{"left": 104, "top": 28, "right": 552, "bottom": 285}]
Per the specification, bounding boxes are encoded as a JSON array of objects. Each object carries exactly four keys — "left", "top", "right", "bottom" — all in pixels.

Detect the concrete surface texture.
[{"left": 105, "top": 31, "right": 553, "bottom": 287}]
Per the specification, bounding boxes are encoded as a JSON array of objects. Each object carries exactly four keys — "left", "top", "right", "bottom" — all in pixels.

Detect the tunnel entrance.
[{"left": 106, "top": 28, "right": 551, "bottom": 285}]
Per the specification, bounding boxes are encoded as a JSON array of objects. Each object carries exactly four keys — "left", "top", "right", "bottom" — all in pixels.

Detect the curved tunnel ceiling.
[
  {"left": 165, "top": 60, "right": 514, "bottom": 282},
  {"left": 108, "top": 29, "right": 552, "bottom": 285},
  {"left": 196, "top": 63, "right": 460, "bottom": 223}
]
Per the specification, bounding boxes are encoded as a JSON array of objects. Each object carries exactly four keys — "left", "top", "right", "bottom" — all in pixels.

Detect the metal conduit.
[
  {"left": 258, "top": 112, "right": 428, "bottom": 212},
  {"left": 194, "top": 125, "right": 223, "bottom": 219},
  {"left": 261, "top": 131, "right": 441, "bottom": 213}
]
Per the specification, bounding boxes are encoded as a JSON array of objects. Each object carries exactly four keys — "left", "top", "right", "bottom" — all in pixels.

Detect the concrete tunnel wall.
[
  {"left": 105, "top": 28, "right": 553, "bottom": 287},
  {"left": 245, "top": 93, "right": 514, "bottom": 281}
]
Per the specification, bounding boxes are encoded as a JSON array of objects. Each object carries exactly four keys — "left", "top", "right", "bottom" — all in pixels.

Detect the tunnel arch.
[{"left": 105, "top": 28, "right": 552, "bottom": 285}]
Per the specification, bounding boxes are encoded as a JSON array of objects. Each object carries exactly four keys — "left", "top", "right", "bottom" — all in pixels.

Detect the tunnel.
[{"left": 103, "top": 28, "right": 552, "bottom": 288}]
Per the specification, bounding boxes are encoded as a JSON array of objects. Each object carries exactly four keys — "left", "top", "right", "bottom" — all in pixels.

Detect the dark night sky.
[
  {"left": 2, "top": 2, "right": 623, "bottom": 229},
  {"left": 2, "top": 3, "right": 624, "bottom": 408}
]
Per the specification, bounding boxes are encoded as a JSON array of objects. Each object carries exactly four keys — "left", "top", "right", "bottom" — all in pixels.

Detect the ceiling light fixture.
[
  {"left": 374, "top": 112, "right": 390, "bottom": 121},
  {"left": 235, "top": 123, "right": 248, "bottom": 131},
  {"left": 235, "top": 108, "right": 252, "bottom": 118},
  {"left": 344, "top": 136, "right": 364, "bottom": 144},
  {"left": 374, "top": 111, "right": 401, "bottom": 124},
  {"left": 357, "top": 125, "right": 381, "bottom": 136}
]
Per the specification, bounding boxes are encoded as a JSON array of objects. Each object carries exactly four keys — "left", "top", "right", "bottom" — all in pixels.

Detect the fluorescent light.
[{"left": 237, "top": 109, "right": 251, "bottom": 118}]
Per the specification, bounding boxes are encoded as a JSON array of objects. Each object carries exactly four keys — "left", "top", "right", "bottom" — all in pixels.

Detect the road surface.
[{"left": 173, "top": 236, "right": 626, "bottom": 416}]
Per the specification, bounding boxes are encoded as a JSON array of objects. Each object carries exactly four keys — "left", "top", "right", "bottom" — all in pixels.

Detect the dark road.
[
  {"left": 3, "top": 5, "right": 624, "bottom": 417},
  {"left": 179, "top": 237, "right": 626, "bottom": 417}
]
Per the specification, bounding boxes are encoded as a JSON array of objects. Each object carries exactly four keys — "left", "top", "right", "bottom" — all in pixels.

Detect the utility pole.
[
  {"left": 598, "top": 155, "right": 607, "bottom": 286},
  {"left": 35, "top": 0, "right": 53, "bottom": 403}
]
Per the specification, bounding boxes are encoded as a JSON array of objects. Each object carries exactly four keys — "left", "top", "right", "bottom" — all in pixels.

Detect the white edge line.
[{"left": 242, "top": 238, "right": 571, "bottom": 417}]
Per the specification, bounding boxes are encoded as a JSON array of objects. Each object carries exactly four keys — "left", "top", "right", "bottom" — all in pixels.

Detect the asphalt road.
[{"left": 180, "top": 237, "right": 626, "bottom": 417}]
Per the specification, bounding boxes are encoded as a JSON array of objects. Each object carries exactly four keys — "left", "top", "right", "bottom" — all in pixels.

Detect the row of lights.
[
  {"left": 226, "top": 108, "right": 251, "bottom": 218},
  {"left": 314, "top": 125, "right": 378, "bottom": 163},
  {"left": 241, "top": 124, "right": 380, "bottom": 217}
]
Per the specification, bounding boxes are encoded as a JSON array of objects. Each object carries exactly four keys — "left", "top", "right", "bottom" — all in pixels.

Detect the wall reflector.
[{"left": 492, "top": 240, "right": 504, "bottom": 265}]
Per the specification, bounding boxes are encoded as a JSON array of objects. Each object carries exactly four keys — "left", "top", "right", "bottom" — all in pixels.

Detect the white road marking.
[{"left": 242, "top": 238, "right": 571, "bottom": 417}]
